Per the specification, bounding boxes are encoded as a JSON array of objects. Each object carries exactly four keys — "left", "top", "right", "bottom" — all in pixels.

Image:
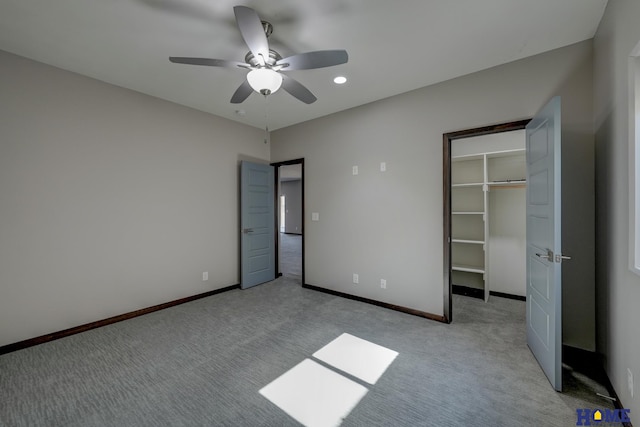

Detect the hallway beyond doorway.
[{"left": 280, "top": 233, "right": 302, "bottom": 282}]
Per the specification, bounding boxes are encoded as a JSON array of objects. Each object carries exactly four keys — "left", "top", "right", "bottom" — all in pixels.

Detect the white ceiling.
[{"left": 0, "top": 0, "right": 607, "bottom": 130}]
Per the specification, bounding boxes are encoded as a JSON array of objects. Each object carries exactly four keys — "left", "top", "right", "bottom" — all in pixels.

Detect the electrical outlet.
[
  {"left": 629, "top": 368, "right": 634, "bottom": 398},
  {"left": 380, "top": 162, "right": 386, "bottom": 172},
  {"left": 352, "top": 165, "right": 358, "bottom": 175},
  {"left": 380, "top": 279, "right": 387, "bottom": 289},
  {"left": 202, "top": 272, "right": 208, "bottom": 281},
  {"left": 353, "top": 273, "right": 359, "bottom": 284}
]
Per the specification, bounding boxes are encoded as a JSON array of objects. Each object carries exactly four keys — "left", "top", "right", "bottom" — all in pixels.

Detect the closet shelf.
[
  {"left": 452, "top": 182, "right": 484, "bottom": 188},
  {"left": 452, "top": 154, "right": 484, "bottom": 162},
  {"left": 452, "top": 239, "right": 485, "bottom": 245},
  {"left": 452, "top": 211, "right": 484, "bottom": 215},
  {"left": 452, "top": 264, "right": 485, "bottom": 274},
  {"left": 488, "top": 179, "right": 526, "bottom": 187}
]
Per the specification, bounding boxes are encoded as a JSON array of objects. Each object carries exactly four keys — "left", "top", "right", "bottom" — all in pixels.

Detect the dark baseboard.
[
  {"left": 0, "top": 284, "right": 240, "bottom": 356},
  {"left": 563, "top": 345, "right": 633, "bottom": 427},
  {"left": 452, "top": 284, "right": 484, "bottom": 299},
  {"left": 489, "top": 290, "right": 526, "bottom": 301},
  {"left": 452, "top": 286, "right": 526, "bottom": 302},
  {"left": 282, "top": 232, "right": 302, "bottom": 236},
  {"left": 303, "top": 283, "right": 446, "bottom": 323}
]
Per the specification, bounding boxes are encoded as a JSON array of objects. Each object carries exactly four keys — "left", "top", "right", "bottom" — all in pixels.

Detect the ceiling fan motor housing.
[{"left": 244, "top": 49, "right": 282, "bottom": 68}]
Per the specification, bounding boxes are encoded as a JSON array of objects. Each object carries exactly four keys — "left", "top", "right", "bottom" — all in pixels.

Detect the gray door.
[
  {"left": 525, "top": 96, "right": 562, "bottom": 391},
  {"left": 240, "top": 161, "right": 275, "bottom": 289}
]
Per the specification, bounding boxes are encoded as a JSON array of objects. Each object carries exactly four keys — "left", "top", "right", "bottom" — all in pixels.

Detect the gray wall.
[
  {"left": 593, "top": 0, "right": 640, "bottom": 421},
  {"left": 281, "top": 180, "right": 302, "bottom": 234},
  {"left": 271, "top": 40, "right": 595, "bottom": 343},
  {"left": 0, "top": 50, "right": 269, "bottom": 347}
]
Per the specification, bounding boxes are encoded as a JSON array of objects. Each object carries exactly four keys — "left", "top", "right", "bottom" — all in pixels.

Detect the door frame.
[
  {"left": 442, "top": 119, "right": 530, "bottom": 323},
  {"left": 271, "top": 158, "right": 305, "bottom": 284}
]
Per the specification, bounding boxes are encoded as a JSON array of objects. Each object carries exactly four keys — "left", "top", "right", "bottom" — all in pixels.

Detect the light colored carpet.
[{"left": 0, "top": 275, "right": 618, "bottom": 426}]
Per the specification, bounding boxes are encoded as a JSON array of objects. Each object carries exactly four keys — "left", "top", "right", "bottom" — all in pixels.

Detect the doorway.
[
  {"left": 443, "top": 120, "right": 529, "bottom": 322},
  {"left": 272, "top": 159, "right": 304, "bottom": 284}
]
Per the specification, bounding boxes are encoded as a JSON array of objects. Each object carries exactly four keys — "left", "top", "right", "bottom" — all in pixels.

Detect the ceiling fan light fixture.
[{"left": 247, "top": 68, "right": 283, "bottom": 95}]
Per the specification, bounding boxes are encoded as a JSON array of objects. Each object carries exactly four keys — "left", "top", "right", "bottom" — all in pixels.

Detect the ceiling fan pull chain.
[{"left": 263, "top": 94, "right": 270, "bottom": 144}]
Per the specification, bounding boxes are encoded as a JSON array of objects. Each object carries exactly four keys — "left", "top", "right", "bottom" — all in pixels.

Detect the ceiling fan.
[{"left": 169, "top": 6, "right": 348, "bottom": 104}]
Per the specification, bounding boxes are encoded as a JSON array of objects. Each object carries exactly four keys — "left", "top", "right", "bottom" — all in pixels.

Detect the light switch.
[
  {"left": 312, "top": 212, "right": 319, "bottom": 221},
  {"left": 352, "top": 165, "right": 358, "bottom": 175},
  {"left": 380, "top": 162, "right": 386, "bottom": 172}
]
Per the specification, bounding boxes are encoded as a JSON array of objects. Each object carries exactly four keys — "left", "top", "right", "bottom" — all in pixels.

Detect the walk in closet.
[{"left": 450, "top": 130, "right": 526, "bottom": 301}]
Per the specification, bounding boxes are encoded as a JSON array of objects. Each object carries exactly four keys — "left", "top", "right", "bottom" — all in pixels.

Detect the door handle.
[
  {"left": 242, "top": 228, "right": 254, "bottom": 234},
  {"left": 535, "top": 250, "right": 553, "bottom": 260},
  {"left": 535, "top": 250, "right": 572, "bottom": 263}
]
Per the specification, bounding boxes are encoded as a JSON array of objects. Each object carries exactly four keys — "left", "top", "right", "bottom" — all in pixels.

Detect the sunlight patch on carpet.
[
  {"left": 259, "top": 359, "right": 368, "bottom": 427},
  {"left": 259, "top": 333, "right": 398, "bottom": 426},
  {"left": 313, "top": 333, "right": 399, "bottom": 385}
]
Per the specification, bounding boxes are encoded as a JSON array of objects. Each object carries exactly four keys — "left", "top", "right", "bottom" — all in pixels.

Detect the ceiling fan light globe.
[{"left": 247, "top": 69, "right": 283, "bottom": 95}]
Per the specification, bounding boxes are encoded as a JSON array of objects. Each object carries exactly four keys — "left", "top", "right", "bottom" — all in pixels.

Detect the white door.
[
  {"left": 526, "top": 96, "right": 563, "bottom": 391},
  {"left": 240, "top": 161, "right": 275, "bottom": 289}
]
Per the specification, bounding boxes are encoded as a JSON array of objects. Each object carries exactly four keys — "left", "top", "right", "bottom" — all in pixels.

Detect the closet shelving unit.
[{"left": 451, "top": 149, "right": 526, "bottom": 300}]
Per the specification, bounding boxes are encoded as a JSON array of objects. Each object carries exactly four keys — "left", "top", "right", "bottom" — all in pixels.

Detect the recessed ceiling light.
[{"left": 334, "top": 76, "right": 347, "bottom": 85}]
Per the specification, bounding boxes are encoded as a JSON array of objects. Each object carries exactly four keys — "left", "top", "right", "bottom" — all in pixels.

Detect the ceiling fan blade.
[
  {"left": 281, "top": 75, "right": 317, "bottom": 104},
  {"left": 169, "top": 57, "right": 246, "bottom": 69},
  {"left": 276, "top": 50, "right": 348, "bottom": 70},
  {"left": 233, "top": 6, "right": 269, "bottom": 64},
  {"left": 230, "top": 80, "right": 254, "bottom": 104}
]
